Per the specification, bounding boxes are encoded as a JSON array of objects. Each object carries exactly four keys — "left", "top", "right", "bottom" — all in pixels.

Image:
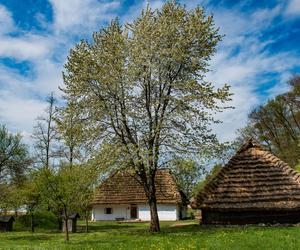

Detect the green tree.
[
  {"left": 0, "top": 125, "right": 30, "bottom": 215},
  {"left": 61, "top": 1, "right": 231, "bottom": 232},
  {"left": 38, "top": 164, "right": 97, "bottom": 241},
  {"left": 237, "top": 75, "right": 300, "bottom": 167},
  {"left": 0, "top": 125, "right": 30, "bottom": 182},
  {"left": 74, "top": 164, "right": 98, "bottom": 233},
  {"left": 170, "top": 159, "right": 204, "bottom": 201},
  {"left": 193, "top": 164, "right": 222, "bottom": 197},
  {"left": 21, "top": 172, "right": 43, "bottom": 233},
  {"left": 0, "top": 183, "right": 25, "bottom": 216}
]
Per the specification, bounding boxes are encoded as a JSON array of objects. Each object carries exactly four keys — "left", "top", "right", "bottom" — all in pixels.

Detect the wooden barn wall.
[{"left": 202, "top": 209, "right": 300, "bottom": 224}]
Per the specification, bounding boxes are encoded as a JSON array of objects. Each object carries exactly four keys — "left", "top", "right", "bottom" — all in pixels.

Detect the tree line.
[
  {"left": 0, "top": 92, "right": 221, "bottom": 240},
  {"left": 0, "top": 94, "right": 100, "bottom": 241},
  {"left": 237, "top": 75, "right": 300, "bottom": 167}
]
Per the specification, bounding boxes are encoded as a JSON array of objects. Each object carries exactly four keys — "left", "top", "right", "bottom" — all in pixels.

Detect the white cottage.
[{"left": 92, "top": 170, "right": 187, "bottom": 221}]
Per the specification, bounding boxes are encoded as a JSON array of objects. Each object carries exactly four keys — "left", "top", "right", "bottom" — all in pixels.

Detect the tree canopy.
[
  {"left": 170, "top": 159, "right": 204, "bottom": 201},
  {"left": 237, "top": 75, "right": 300, "bottom": 167},
  {"left": 0, "top": 125, "right": 30, "bottom": 183}
]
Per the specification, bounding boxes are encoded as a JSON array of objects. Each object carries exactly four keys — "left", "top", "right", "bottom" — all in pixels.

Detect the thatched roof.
[
  {"left": 194, "top": 138, "right": 300, "bottom": 211},
  {"left": 93, "top": 169, "right": 182, "bottom": 205},
  {"left": 0, "top": 216, "right": 14, "bottom": 223}
]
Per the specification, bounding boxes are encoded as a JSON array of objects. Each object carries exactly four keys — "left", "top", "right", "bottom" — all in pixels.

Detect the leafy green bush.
[
  {"left": 15, "top": 211, "right": 58, "bottom": 231},
  {"left": 295, "top": 164, "right": 300, "bottom": 173}
]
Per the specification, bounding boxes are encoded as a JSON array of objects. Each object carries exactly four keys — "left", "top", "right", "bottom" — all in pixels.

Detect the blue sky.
[{"left": 0, "top": 0, "right": 300, "bottom": 143}]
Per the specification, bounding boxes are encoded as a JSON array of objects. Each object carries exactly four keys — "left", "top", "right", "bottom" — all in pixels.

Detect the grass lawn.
[{"left": 1, "top": 220, "right": 300, "bottom": 250}]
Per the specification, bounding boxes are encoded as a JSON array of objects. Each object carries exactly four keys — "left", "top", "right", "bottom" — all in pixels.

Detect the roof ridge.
[{"left": 236, "top": 137, "right": 264, "bottom": 154}]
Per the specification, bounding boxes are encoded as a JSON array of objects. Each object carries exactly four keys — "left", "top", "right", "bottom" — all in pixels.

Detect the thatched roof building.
[
  {"left": 193, "top": 139, "right": 300, "bottom": 224},
  {"left": 93, "top": 169, "right": 182, "bottom": 205},
  {"left": 92, "top": 169, "right": 187, "bottom": 221}
]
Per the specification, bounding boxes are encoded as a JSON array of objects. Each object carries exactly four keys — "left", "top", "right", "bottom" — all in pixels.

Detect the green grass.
[{"left": 1, "top": 220, "right": 300, "bottom": 249}]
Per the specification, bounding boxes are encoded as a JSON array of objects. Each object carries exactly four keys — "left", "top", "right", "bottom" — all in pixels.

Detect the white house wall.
[
  {"left": 92, "top": 205, "right": 130, "bottom": 221},
  {"left": 138, "top": 204, "right": 178, "bottom": 221},
  {"left": 92, "top": 204, "right": 179, "bottom": 221}
]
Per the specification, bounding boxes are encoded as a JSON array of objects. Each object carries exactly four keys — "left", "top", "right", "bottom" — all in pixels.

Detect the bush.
[
  {"left": 295, "top": 164, "right": 300, "bottom": 173},
  {"left": 15, "top": 211, "right": 58, "bottom": 231}
]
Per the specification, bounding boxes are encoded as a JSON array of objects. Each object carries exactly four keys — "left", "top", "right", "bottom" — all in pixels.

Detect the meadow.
[{"left": 1, "top": 220, "right": 300, "bottom": 250}]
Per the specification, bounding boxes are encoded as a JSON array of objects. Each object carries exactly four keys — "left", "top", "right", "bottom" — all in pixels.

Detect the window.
[{"left": 104, "top": 207, "right": 113, "bottom": 214}]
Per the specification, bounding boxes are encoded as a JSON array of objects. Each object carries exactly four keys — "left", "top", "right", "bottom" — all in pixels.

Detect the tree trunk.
[
  {"left": 149, "top": 196, "right": 160, "bottom": 232},
  {"left": 63, "top": 207, "right": 69, "bottom": 242},
  {"left": 57, "top": 216, "right": 63, "bottom": 231},
  {"left": 64, "top": 218, "right": 69, "bottom": 242},
  {"left": 31, "top": 213, "right": 35, "bottom": 233},
  {"left": 85, "top": 211, "right": 89, "bottom": 233},
  {"left": 69, "top": 146, "right": 73, "bottom": 167}
]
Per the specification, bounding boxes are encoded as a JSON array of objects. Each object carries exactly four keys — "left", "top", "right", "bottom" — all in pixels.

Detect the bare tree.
[{"left": 32, "top": 93, "right": 59, "bottom": 169}]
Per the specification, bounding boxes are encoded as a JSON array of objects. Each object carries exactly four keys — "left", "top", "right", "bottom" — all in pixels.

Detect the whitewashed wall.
[
  {"left": 92, "top": 205, "right": 130, "bottom": 221},
  {"left": 138, "top": 204, "right": 178, "bottom": 221},
  {"left": 92, "top": 204, "right": 179, "bottom": 221}
]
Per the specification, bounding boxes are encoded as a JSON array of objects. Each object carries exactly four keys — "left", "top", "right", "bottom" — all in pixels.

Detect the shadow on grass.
[
  {"left": 85, "top": 221, "right": 213, "bottom": 236},
  {"left": 85, "top": 224, "right": 136, "bottom": 232},
  {"left": 161, "top": 222, "right": 298, "bottom": 236},
  {"left": 6, "top": 234, "right": 53, "bottom": 241}
]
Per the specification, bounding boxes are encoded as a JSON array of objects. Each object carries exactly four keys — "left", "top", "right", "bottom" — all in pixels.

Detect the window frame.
[{"left": 104, "top": 207, "right": 113, "bottom": 214}]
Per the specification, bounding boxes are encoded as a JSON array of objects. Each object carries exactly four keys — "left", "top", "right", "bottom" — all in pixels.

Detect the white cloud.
[
  {"left": 212, "top": 86, "right": 260, "bottom": 142},
  {"left": 0, "top": 5, "right": 14, "bottom": 34},
  {"left": 0, "top": 64, "right": 27, "bottom": 93},
  {"left": 0, "top": 60, "right": 61, "bottom": 141},
  {"left": 50, "top": 0, "right": 121, "bottom": 34},
  {"left": 0, "top": 91, "right": 46, "bottom": 141},
  {"left": 30, "top": 59, "right": 63, "bottom": 95},
  {"left": 212, "top": 5, "right": 282, "bottom": 41},
  {"left": 285, "top": 0, "right": 300, "bottom": 16},
  {"left": 148, "top": 0, "right": 164, "bottom": 10},
  {"left": 0, "top": 56, "right": 62, "bottom": 97},
  {"left": 121, "top": 0, "right": 164, "bottom": 24},
  {"left": 0, "top": 34, "right": 51, "bottom": 60},
  {"left": 0, "top": 6, "right": 51, "bottom": 61},
  {"left": 206, "top": 3, "right": 300, "bottom": 142},
  {"left": 267, "top": 72, "right": 293, "bottom": 97}
]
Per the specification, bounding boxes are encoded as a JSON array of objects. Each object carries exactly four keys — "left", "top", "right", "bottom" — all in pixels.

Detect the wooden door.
[{"left": 130, "top": 205, "right": 137, "bottom": 219}]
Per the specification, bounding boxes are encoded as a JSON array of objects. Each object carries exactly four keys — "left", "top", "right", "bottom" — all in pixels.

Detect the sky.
[{"left": 0, "top": 0, "right": 300, "bottom": 144}]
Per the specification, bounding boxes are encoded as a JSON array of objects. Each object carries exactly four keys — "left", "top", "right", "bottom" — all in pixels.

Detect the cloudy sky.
[{"left": 0, "top": 0, "right": 300, "bottom": 144}]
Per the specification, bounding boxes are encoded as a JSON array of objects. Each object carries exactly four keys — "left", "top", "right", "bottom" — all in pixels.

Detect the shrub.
[{"left": 15, "top": 211, "right": 58, "bottom": 231}]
